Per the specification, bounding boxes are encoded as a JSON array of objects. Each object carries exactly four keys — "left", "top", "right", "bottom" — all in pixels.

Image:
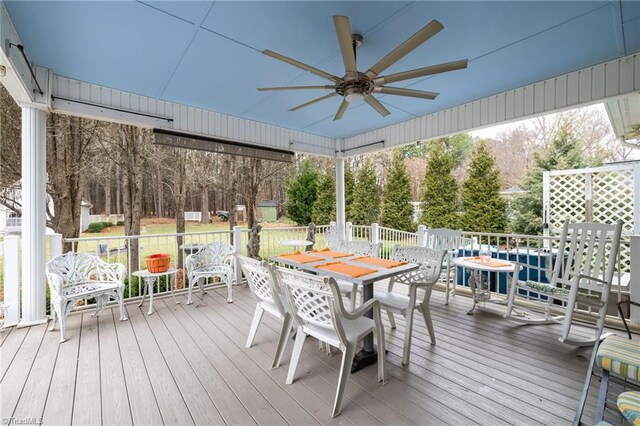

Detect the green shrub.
[
  {"left": 102, "top": 221, "right": 114, "bottom": 227},
  {"left": 116, "top": 220, "right": 124, "bottom": 226},
  {"left": 87, "top": 222, "right": 105, "bottom": 233}
]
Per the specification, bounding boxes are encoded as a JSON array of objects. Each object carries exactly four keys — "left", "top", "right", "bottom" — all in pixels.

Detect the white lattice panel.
[
  {"left": 592, "top": 169, "right": 634, "bottom": 233},
  {"left": 548, "top": 173, "right": 585, "bottom": 230}
]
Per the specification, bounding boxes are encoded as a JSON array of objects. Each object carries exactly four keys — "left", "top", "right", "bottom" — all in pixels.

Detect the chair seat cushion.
[
  {"left": 374, "top": 291, "right": 411, "bottom": 312},
  {"left": 521, "top": 281, "right": 601, "bottom": 300},
  {"left": 596, "top": 336, "right": 640, "bottom": 382},
  {"left": 305, "top": 316, "right": 374, "bottom": 344},
  {"left": 62, "top": 281, "right": 120, "bottom": 299},
  {"left": 617, "top": 391, "right": 640, "bottom": 426}
]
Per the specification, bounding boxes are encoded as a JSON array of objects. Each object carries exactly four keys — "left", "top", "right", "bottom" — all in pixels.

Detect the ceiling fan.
[{"left": 258, "top": 15, "right": 468, "bottom": 121}]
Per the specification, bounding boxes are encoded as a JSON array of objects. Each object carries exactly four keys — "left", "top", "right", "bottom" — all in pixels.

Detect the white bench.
[{"left": 46, "top": 252, "right": 128, "bottom": 342}]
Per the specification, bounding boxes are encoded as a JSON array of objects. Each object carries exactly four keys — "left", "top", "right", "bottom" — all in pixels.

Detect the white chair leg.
[
  {"left": 49, "top": 305, "right": 58, "bottom": 331},
  {"left": 559, "top": 298, "right": 577, "bottom": 343},
  {"left": 444, "top": 264, "right": 451, "bottom": 305},
  {"left": 373, "top": 311, "right": 386, "bottom": 384},
  {"left": 226, "top": 275, "right": 233, "bottom": 303},
  {"left": 332, "top": 344, "right": 356, "bottom": 418},
  {"left": 402, "top": 307, "right": 415, "bottom": 365},
  {"left": 349, "top": 284, "right": 358, "bottom": 311},
  {"left": 272, "top": 315, "right": 293, "bottom": 369},
  {"left": 286, "top": 328, "right": 306, "bottom": 385},
  {"left": 117, "top": 289, "right": 128, "bottom": 321},
  {"left": 58, "top": 303, "right": 68, "bottom": 343},
  {"left": 186, "top": 276, "right": 196, "bottom": 305},
  {"left": 504, "top": 274, "right": 518, "bottom": 318},
  {"left": 420, "top": 303, "right": 436, "bottom": 345},
  {"left": 387, "top": 310, "right": 396, "bottom": 329},
  {"left": 246, "top": 305, "right": 265, "bottom": 348},
  {"left": 198, "top": 276, "right": 206, "bottom": 296}
]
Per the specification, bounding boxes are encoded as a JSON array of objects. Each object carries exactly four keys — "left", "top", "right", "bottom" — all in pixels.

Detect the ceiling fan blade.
[
  {"left": 289, "top": 92, "right": 337, "bottom": 112},
  {"left": 365, "top": 20, "right": 444, "bottom": 78},
  {"left": 258, "top": 85, "right": 335, "bottom": 91},
  {"left": 333, "top": 99, "right": 349, "bottom": 121},
  {"left": 373, "top": 86, "right": 440, "bottom": 99},
  {"left": 374, "top": 59, "right": 468, "bottom": 85},
  {"left": 374, "top": 86, "right": 439, "bottom": 100},
  {"left": 333, "top": 15, "right": 357, "bottom": 75},
  {"left": 364, "top": 95, "right": 390, "bottom": 117},
  {"left": 263, "top": 50, "right": 341, "bottom": 82}
]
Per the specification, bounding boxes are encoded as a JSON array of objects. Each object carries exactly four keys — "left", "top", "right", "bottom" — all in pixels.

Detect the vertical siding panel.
[
  {"left": 567, "top": 71, "right": 580, "bottom": 105},
  {"left": 619, "top": 56, "right": 634, "bottom": 94},
  {"left": 451, "top": 107, "right": 458, "bottom": 133},
  {"left": 514, "top": 88, "right": 524, "bottom": 118},
  {"left": 635, "top": 55, "right": 640, "bottom": 90},
  {"left": 605, "top": 61, "right": 620, "bottom": 97},
  {"left": 465, "top": 104, "right": 473, "bottom": 129},
  {"left": 443, "top": 109, "right": 451, "bottom": 135},
  {"left": 579, "top": 68, "right": 592, "bottom": 103},
  {"left": 543, "top": 80, "right": 555, "bottom": 111},
  {"left": 472, "top": 101, "right": 480, "bottom": 127},
  {"left": 555, "top": 76, "right": 567, "bottom": 108},
  {"left": 592, "top": 64, "right": 605, "bottom": 100},
  {"left": 505, "top": 91, "right": 514, "bottom": 120},
  {"left": 90, "top": 85, "right": 100, "bottom": 104},
  {"left": 524, "top": 85, "right": 534, "bottom": 116},
  {"left": 488, "top": 96, "right": 497, "bottom": 125},
  {"left": 478, "top": 99, "right": 487, "bottom": 126},
  {"left": 194, "top": 109, "right": 201, "bottom": 134}
]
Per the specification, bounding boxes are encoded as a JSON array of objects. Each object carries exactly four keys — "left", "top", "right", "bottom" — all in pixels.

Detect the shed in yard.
[{"left": 256, "top": 200, "right": 278, "bottom": 222}]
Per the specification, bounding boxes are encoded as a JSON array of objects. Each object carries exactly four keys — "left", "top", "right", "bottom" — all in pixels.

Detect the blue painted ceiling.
[{"left": 5, "top": 1, "right": 640, "bottom": 138}]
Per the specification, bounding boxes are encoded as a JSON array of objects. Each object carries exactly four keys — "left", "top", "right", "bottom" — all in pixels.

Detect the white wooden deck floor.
[{"left": 0, "top": 284, "right": 616, "bottom": 425}]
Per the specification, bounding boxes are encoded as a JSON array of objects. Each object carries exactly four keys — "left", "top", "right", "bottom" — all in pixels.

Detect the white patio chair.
[
  {"left": 335, "top": 241, "right": 381, "bottom": 311},
  {"left": 505, "top": 219, "right": 623, "bottom": 346},
  {"left": 238, "top": 255, "right": 292, "bottom": 369},
  {"left": 375, "top": 246, "right": 446, "bottom": 365},
  {"left": 46, "top": 252, "right": 128, "bottom": 342},
  {"left": 424, "top": 228, "right": 467, "bottom": 305},
  {"left": 271, "top": 265, "right": 386, "bottom": 417},
  {"left": 185, "top": 241, "right": 235, "bottom": 304}
]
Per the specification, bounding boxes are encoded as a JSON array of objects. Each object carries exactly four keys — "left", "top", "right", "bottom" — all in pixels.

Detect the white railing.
[
  {"left": 184, "top": 211, "right": 202, "bottom": 222},
  {"left": 88, "top": 214, "right": 124, "bottom": 224},
  {"left": 3, "top": 221, "right": 637, "bottom": 326}
]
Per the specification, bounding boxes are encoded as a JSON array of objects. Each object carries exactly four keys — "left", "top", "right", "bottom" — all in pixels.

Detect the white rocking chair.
[
  {"left": 375, "top": 246, "right": 446, "bottom": 365},
  {"left": 504, "top": 219, "right": 623, "bottom": 346},
  {"left": 238, "top": 255, "right": 292, "bottom": 369},
  {"left": 271, "top": 265, "right": 386, "bottom": 417},
  {"left": 185, "top": 241, "right": 235, "bottom": 304}
]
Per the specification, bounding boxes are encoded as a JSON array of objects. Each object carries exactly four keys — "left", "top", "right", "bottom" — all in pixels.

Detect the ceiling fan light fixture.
[{"left": 344, "top": 89, "right": 365, "bottom": 103}]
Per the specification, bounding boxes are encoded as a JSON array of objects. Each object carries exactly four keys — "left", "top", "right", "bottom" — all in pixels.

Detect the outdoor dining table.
[{"left": 271, "top": 251, "right": 419, "bottom": 372}]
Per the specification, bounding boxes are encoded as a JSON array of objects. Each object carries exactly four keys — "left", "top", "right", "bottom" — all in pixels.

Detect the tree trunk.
[
  {"left": 174, "top": 151, "right": 187, "bottom": 268},
  {"left": 156, "top": 165, "right": 164, "bottom": 217},
  {"left": 46, "top": 115, "right": 90, "bottom": 253},
  {"left": 104, "top": 163, "right": 112, "bottom": 215},
  {"left": 115, "top": 163, "right": 122, "bottom": 215},
  {"left": 120, "top": 126, "right": 144, "bottom": 272},
  {"left": 200, "top": 186, "right": 210, "bottom": 224},
  {"left": 226, "top": 156, "right": 238, "bottom": 239}
]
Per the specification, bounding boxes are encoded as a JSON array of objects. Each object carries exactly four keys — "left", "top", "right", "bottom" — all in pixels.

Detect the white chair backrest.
[
  {"left": 426, "top": 228, "right": 462, "bottom": 252},
  {"left": 325, "top": 224, "right": 343, "bottom": 251},
  {"left": 46, "top": 252, "right": 118, "bottom": 287},
  {"left": 238, "top": 255, "right": 286, "bottom": 313},
  {"left": 272, "top": 266, "right": 348, "bottom": 343},
  {"left": 390, "top": 246, "right": 446, "bottom": 287},
  {"left": 552, "top": 219, "right": 623, "bottom": 292},
  {"left": 187, "top": 241, "right": 233, "bottom": 269},
  {"left": 338, "top": 241, "right": 381, "bottom": 257}
]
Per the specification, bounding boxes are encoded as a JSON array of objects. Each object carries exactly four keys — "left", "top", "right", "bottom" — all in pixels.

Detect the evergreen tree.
[
  {"left": 380, "top": 152, "right": 415, "bottom": 231},
  {"left": 344, "top": 162, "right": 355, "bottom": 221},
  {"left": 349, "top": 158, "right": 380, "bottom": 225},
  {"left": 419, "top": 139, "right": 459, "bottom": 228},
  {"left": 510, "top": 127, "right": 589, "bottom": 234},
  {"left": 459, "top": 140, "right": 507, "bottom": 233},
  {"left": 285, "top": 160, "right": 318, "bottom": 225},
  {"left": 311, "top": 169, "right": 336, "bottom": 225}
]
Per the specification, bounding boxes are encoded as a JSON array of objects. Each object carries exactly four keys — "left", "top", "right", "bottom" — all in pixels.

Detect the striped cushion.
[
  {"left": 596, "top": 336, "right": 640, "bottom": 382},
  {"left": 617, "top": 391, "right": 640, "bottom": 426},
  {"left": 522, "top": 281, "right": 601, "bottom": 300}
]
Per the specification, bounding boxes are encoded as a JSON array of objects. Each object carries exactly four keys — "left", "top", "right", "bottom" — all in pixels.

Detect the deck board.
[{"left": 1, "top": 283, "right": 630, "bottom": 425}]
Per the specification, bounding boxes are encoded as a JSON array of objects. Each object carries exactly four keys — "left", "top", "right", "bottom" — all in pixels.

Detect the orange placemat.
[
  {"left": 315, "top": 261, "right": 377, "bottom": 278},
  {"left": 467, "top": 257, "right": 512, "bottom": 268},
  {"left": 276, "top": 251, "right": 324, "bottom": 264},
  {"left": 311, "top": 247, "right": 353, "bottom": 258},
  {"left": 351, "top": 256, "right": 407, "bottom": 269}
]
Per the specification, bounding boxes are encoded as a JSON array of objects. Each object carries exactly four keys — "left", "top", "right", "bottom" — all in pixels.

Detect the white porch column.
[
  {"left": 19, "top": 106, "right": 47, "bottom": 326},
  {"left": 335, "top": 159, "right": 346, "bottom": 239}
]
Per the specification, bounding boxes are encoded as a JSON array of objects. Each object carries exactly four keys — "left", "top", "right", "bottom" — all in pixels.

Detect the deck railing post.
[
  {"left": 417, "top": 225, "right": 427, "bottom": 247},
  {"left": 371, "top": 223, "right": 379, "bottom": 244},
  {"left": 630, "top": 234, "right": 640, "bottom": 323},
  {"left": 233, "top": 226, "right": 243, "bottom": 283},
  {"left": 3, "top": 236, "right": 21, "bottom": 327},
  {"left": 345, "top": 221, "right": 353, "bottom": 241}
]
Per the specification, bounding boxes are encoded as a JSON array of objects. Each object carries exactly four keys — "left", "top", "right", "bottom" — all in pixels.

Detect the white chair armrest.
[
  {"left": 46, "top": 272, "right": 65, "bottom": 295},
  {"left": 98, "top": 261, "right": 127, "bottom": 283},
  {"left": 342, "top": 298, "right": 381, "bottom": 321},
  {"left": 577, "top": 274, "right": 609, "bottom": 285}
]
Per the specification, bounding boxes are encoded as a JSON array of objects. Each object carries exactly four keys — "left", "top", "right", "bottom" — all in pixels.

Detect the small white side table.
[
  {"left": 279, "top": 239, "right": 313, "bottom": 252},
  {"left": 133, "top": 268, "right": 179, "bottom": 315}
]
